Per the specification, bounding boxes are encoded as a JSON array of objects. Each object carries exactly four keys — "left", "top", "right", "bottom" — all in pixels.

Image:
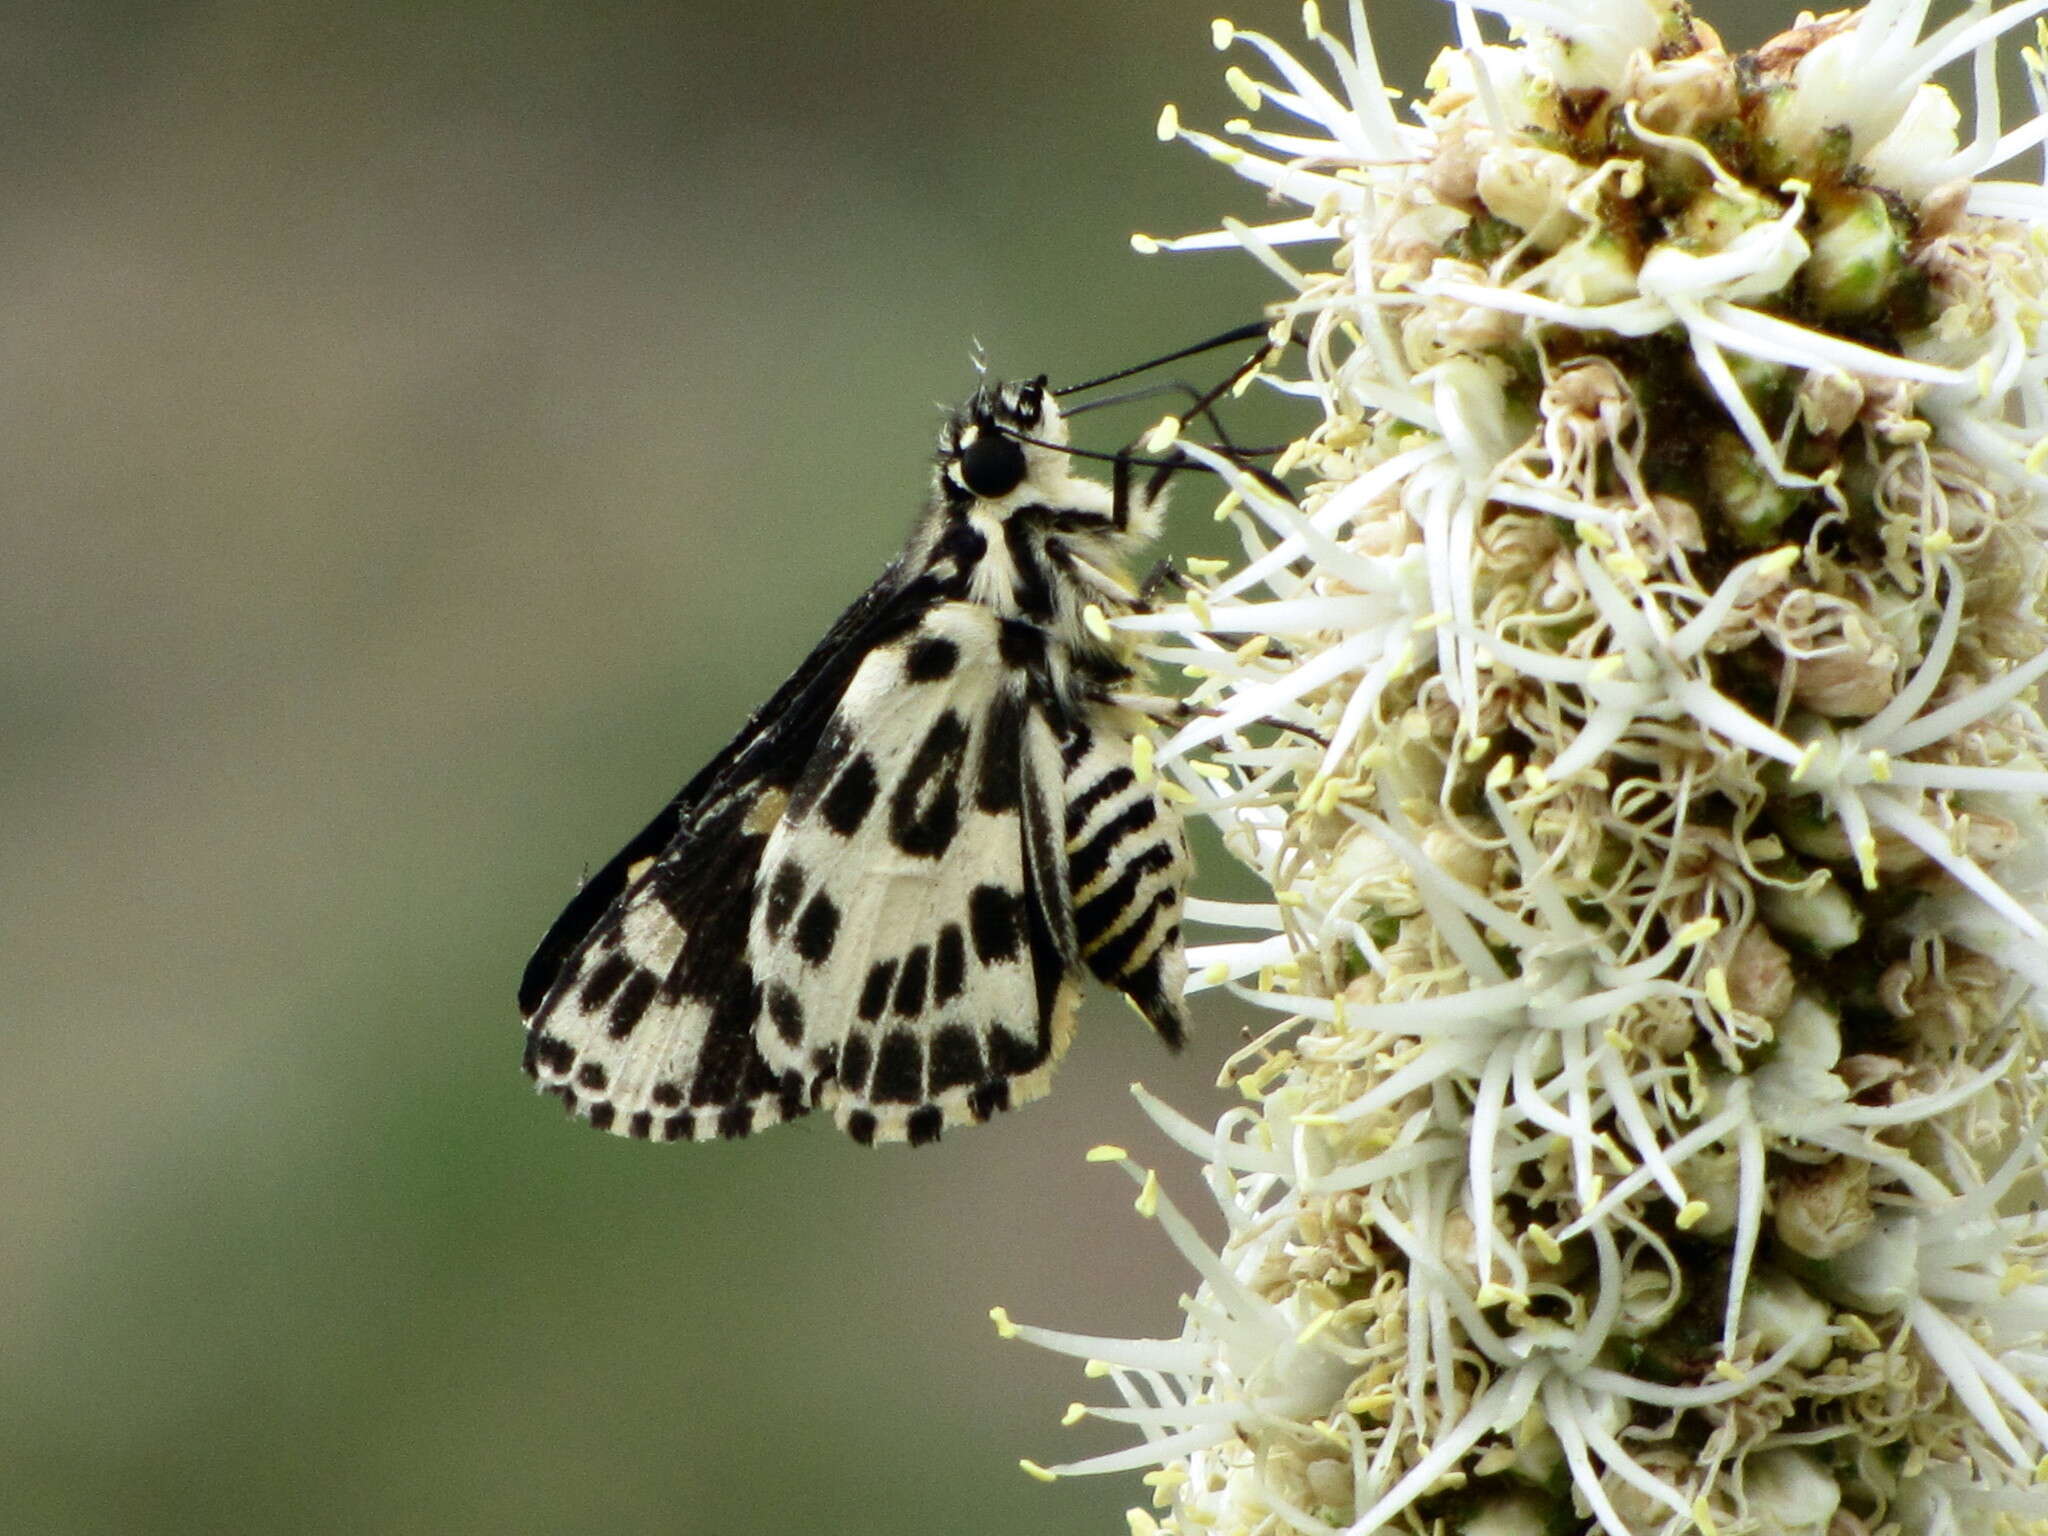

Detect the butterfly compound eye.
[{"left": 957, "top": 432, "right": 1028, "bottom": 499}]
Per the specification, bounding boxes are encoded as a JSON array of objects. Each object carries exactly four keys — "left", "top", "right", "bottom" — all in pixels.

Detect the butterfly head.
[{"left": 936, "top": 377, "right": 1068, "bottom": 507}]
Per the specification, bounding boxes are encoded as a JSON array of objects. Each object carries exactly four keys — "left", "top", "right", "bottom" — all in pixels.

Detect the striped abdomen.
[{"left": 1061, "top": 716, "right": 1190, "bottom": 1048}]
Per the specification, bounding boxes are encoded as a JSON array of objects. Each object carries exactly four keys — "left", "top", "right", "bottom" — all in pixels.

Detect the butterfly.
[{"left": 520, "top": 338, "right": 1268, "bottom": 1146}]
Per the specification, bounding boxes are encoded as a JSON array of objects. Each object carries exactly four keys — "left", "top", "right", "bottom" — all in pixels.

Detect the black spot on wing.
[
  {"left": 840, "top": 1033, "right": 874, "bottom": 1095},
  {"left": 764, "top": 860, "right": 804, "bottom": 937},
  {"left": 652, "top": 1082, "right": 684, "bottom": 1109},
  {"left": 786, "top": 720, "right": 857, "bottom": 823},
  {"left": 688, "top": 962, "right": 763, "bottom": 1106},
  {"left": 607, "top": 969, "right": 659, "bottom": 1040},
  {"left": 576, "top": 952, "right": 634, "bottom": 1011},
  {"left": 969, "top": 885, "right": 1021, "bottom": 964},
  {"left": 794, "top": 892, "right": 840, "bottom": 964},
  {"left": 905, "top": 635, "right": 959, "bottom": 681},
  {"left": 906, "top": 1106, "right": 944, "bottom": 1146},
  {"left": 628, "top": 1110, "right": 653, "bottom": 1139},
  {"left": 858, "top": 961, "right": 896, "bottom": 1023},
  {"left": 767, "top": 981, "right": 805, "bottom": 1046},
  {"left": 976, "top": 691, "right": 1029, "bottom": 814},
  {"left": 893, "top": 946, "right": 930, "bottom": 1017},
  {"left": 969, "top": 1079, "right": 1010, "bottom": 1121},
  {"left": 872, "top": 1032, "right": 925, "bottom": 1103},
  {"left": 845, "top": 1109, "right": 878, "bottom": 1145},
  {"left": 718, "top": 1102, "right": 755, "bottom": 1138},
  {"left": 820, "top": 754, "right": 879, "bottom": 835},
  {"left": 588, "top": 1102, "right": 616, "bottom": 1131},
  {"left": 888, "top": 710, "right": 970, "bottom": 857},
  {"left": 663, "top": 1111, "right": 695, "bottom": 1141},
  {"left": 934, "top": 924, "right": 966, "bottom": 1003},
  {"left": 987, "top": 1020, "right": 1048, "bottom": 1076},
  {"left": 928, "top": 1024, "right": 984, "bottom": 1093},
  {"left": 576, "top": 1062, "right": 608, "bottom": 1092},
  {"left": 525, "top": 1033, "right": 574, "bottom": 1078}
]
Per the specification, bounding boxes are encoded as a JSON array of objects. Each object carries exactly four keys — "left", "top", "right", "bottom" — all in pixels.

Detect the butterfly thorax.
[{"left": 915, "top": 378, "right": 1157, "bottom": 717}]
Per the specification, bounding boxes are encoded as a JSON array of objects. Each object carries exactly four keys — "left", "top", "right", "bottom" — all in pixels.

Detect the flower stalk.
[{"left": 1002, "top": 2, "right": 2048, "bottom": 1531}]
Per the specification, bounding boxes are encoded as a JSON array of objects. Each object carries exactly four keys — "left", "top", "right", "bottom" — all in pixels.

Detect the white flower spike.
[{"left": 1015, "top": 1, "right": 2048, "bottom": 1531}]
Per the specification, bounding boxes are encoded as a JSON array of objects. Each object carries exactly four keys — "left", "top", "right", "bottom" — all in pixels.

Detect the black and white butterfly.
[{"left": 519, "top": 353, "right": 1258, "bottom": 1146}]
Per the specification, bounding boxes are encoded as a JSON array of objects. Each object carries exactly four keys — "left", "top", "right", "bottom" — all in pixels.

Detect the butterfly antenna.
[
  {"left": 1061, "top": 379, "right": 1244, "bottom": 456},
  {"left": 1051, "top": 321, "right": 1276, "bottom": 398}
]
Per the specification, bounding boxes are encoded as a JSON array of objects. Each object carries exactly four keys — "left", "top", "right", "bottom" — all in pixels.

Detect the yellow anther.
[
  {"left": 990, "top": 1306, "right": 1019, "bottom": 1339},
  {"left": 1087, "top": 1144, "right": 1128, "bottom": 1163},
  {"left": 1132, "top": 732, "right": 1157, "bottom": 785},
  {"left": 1156, "top": 103, "right": 1181, "bottom": 142},
  {"left": 1135, "top": 1169, "right": 1162, "bottom": 1218},
  {"left": 1062, "top": 1402, "right": 1088, "bottom": 1427},
  {"left": 1083, "top": 603, "right": 1114, "bottom": 643},
  {"left": 1756, "top": 545, "right": 1801, "bottom": 578},
  {"left": 1676, "top": 1200, "right": 1710, "bottom": 1230},
  {"left": 1019, "top": 1459, "right": 1058, "bottom": 1484}
]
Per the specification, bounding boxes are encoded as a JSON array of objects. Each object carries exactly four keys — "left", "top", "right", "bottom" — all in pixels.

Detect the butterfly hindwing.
[
  {"left": 519, "top": 777, "right": 811, "bottom": 1142},
  {"left": 749, "top": 602, "right": 1084, "bottom": 1145}
]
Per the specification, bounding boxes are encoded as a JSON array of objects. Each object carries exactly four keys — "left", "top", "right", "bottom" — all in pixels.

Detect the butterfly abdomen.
[{"left": 1062, "top": 718, "right": 1191, "bottom": 1048}]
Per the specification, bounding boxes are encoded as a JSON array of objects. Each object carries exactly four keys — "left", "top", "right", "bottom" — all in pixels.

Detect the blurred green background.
[{"left": 0, "top": 1, "right": 1777, "bottom": 1532}]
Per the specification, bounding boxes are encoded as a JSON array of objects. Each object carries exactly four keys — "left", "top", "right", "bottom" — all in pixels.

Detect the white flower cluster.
[{"left": 1001, "top": 2, "right": 2048, "bottom": 1532}]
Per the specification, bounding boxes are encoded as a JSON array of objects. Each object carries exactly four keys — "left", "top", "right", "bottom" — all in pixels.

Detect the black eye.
[{"left": 958, "top": 432, "right": 1028, "bottom": 499}]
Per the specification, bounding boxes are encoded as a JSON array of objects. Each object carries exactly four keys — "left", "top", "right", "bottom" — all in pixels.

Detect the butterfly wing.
[
  {"left": 519, "top": 559, "right": 934, "bottom": 1140},
  {"left": 748, "top": 602, "right": 1083, "bottom": 1145}
]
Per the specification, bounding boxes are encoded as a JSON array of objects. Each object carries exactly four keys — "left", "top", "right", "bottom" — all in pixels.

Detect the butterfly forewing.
[
  {"left": 748, "top": 604, "right": 1084, "bottom": 1144},
  {"left": 521, "top": 374, "right": 1192, "bottom": 1145}
]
